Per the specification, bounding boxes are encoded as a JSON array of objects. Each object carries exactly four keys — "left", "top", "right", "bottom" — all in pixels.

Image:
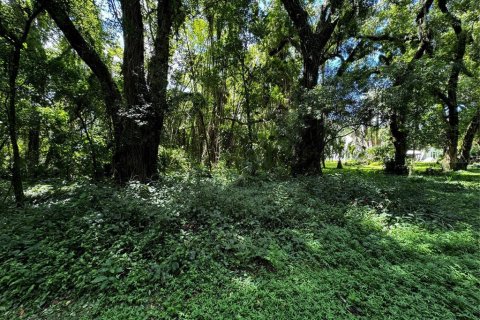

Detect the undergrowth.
[{"left": 0, "top": 167, "right": 479, "bottom": 319}]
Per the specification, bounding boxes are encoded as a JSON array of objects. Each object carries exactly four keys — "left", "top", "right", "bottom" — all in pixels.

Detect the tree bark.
[
  {"left": 436, "top": 0, "right": 468, "bottom": 171},
  {"left": 457, "top": 108, "right": 480, "bottom": 170},
  {"left": 385, "top": 0, "right": 433, "bottom": 174},
  {"left": 280, "top": 0, "right": 340, "bottom": 175},
  {"left": 40, "top": 0, "right": 175, "bottom": 182},
  {"left": 112, "top": 0, "right": 160, "bottom": 182},
  {"left": 0, "top": 5, "right": 43, "bottom": 205},
  {"left": 206, "top": 15, "right": 224, "bottom": 164},
  {"left": 6, "top": 46, "right": 25, "bottom": 205},
  {"left": 143, "top": 0, "right": 175, "bottom": 178},
  {"left": 336, "top": 142, "right": 343, "bottom": 169},
  {"left": 443, "top": 105, "right": 460, "bottom": 171}
]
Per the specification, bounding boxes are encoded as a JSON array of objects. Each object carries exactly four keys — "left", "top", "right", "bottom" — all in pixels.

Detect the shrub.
[{"left": 158, "top": 147, "right": 191, "bottom": 173}]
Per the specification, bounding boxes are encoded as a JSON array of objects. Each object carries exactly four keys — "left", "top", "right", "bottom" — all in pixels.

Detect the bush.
[
  {"left": 1, "top": 169, "right": 479, "bottom": 319},
  {"left": 366, "top": 145, "right": 394, "bottom": 162},
  {"left": 384, "top": 158, "right": 408, "bottom": 175},
  {"left": 158, "top": 147, "right": 191, "bottom": 173}
]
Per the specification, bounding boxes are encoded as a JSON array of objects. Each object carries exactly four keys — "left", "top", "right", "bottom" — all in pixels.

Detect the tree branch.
[
  {"left": 269, "top": 37, "right": 299, "bottom": 56},
  {"left": 39, "top": 0, "right": 122, "bottom": 118},
  {"left": 433, "top": 88, "right": 452, "bottom": 107},
  {"left": 280, "top": 0, "right": 313, "bottom": 45},
  {"left": 336, "top": 41, "right": 366, "bottom": 77}
]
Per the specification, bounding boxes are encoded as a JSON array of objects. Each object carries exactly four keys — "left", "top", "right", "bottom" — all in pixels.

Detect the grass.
[{"left": 0, "top": 164, "right": 479, "bottom": 319}]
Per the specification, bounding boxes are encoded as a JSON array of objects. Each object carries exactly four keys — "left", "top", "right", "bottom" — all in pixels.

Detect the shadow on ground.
[{"left": 0, "top": 169, "right": 479, "bottom": 319}]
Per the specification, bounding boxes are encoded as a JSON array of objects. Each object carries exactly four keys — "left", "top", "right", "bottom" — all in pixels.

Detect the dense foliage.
[
  {"left": 1, "top": 0, "right": 479, "bottom": 318},
  {"left": 1, "top": 165, "right": 479, "bottom": 319},
  {"left": 0, "top": 0, "right": 479, "bottom": 193}
]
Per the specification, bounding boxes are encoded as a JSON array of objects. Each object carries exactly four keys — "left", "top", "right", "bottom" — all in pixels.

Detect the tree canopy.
[{"left": 0, "top": 0, "right": 479, "bottom": 203}]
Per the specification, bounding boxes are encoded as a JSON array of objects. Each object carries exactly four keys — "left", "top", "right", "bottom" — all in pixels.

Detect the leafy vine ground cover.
[{"left": 1, "top": 163, "right": 479, "bottom": 319}]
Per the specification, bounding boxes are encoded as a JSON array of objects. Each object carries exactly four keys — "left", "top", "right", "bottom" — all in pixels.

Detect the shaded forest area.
[{"left": 0, "top": 0, "right": 479, "bottom": 319}]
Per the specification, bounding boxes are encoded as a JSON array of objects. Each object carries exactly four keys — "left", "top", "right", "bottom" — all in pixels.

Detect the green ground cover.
[{"left": 1, "top": 165, "right": 479, "bottom": 319}]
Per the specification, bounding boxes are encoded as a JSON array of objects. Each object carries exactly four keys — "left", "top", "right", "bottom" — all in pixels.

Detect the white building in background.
[
  {"left": 406, "top": 147, "right": 442, "bottom": 162},
  {"left": 332, "top": 127, "right": 443, "bottom": 162}
]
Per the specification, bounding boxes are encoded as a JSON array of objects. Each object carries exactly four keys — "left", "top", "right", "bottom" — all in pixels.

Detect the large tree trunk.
[
  {"left": 384, "top": 0, "right": 432, "bottom": 174},
  {"left": 112, "top": 0, "right": 160, "bottom": 182},
  {"left": 436, "top": 0, "right": 467, "bottom": 172},
  {"left": 292, "top": 114, "right": 325, "bottom": 175},
  {"left": 388, "top": 108, "right": 408, "bottom": 174},
  {"left": 443, "top": 105, "right": 459, "bottom": 171},
  {"left": 280, "top": 0, "right": 339, "bottom": 175},
  {"left": 144, "top": 0, "right": 174, "bottom": 177},
  {"left": 41, "top": 0, "right": 175, "bottom": 183},
  {"left": 292, "top": 55, "right": 325, "bottom": 175},
  {"left": 457, "top": 108, "right": 480, "bottom": 170},
  {"left": 6, "top": 46, "right": 25, "bottom": 205},
  {"left": 206, "top": 15, "right": 224, "bottom": 164}
]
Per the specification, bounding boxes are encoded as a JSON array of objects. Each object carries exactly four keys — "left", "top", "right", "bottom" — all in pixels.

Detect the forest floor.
[{"left": 1, "top": 162, "right": 479, "bottom": 319}]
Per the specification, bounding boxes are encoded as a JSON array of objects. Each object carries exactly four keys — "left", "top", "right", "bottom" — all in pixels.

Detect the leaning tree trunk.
[
  {"left": 40, "top": 0, "right": 124, "bottom": 177},
  {"left": 457, "top": 108, "right": 480, "bottom": 170}
]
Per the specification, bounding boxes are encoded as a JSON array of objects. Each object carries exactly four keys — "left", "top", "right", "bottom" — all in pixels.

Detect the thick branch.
[
  {"left": 280, "top": 0, "right": 313, "bottom": 44},
  {"left": 433, "top": 89, "right": 452, "bottom": 108},
  {"left": 336, "top": 41, "right": 366, "bottom": 77},
  {"left": 39, "top": 0, "right": 122, "bottom": 118},
  {"left": 416, "top": 0, "right": 434, "bottom": 23},
  {"left": 269, "top": 37, "right": 299, "bottom": 56},
  {"left": 19, "top": 5, "right": 43, "bottom": 44},
  {"left": 148, "top": 0, "right": 175, "bottom": 124},
  {"left": 0, "top": 4, "right": 43, "bottom": 45},
  {"left": 438, "top": 0, "right": 462, "bottom": 34},
  {"left": 357, "top": 34, "right": 414, "bottom": 43},
  {"left": 120, "top": 0, "right": 149, "bottom": 107},
  {"left": 436, "top": 0, "right": 467, "bottom": 108},
  {"left": 459, "top": 108, "right": 480, "bottom": 163},
  {"left": 392, "top": 0, "right": 433, "bottom": 86}
]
